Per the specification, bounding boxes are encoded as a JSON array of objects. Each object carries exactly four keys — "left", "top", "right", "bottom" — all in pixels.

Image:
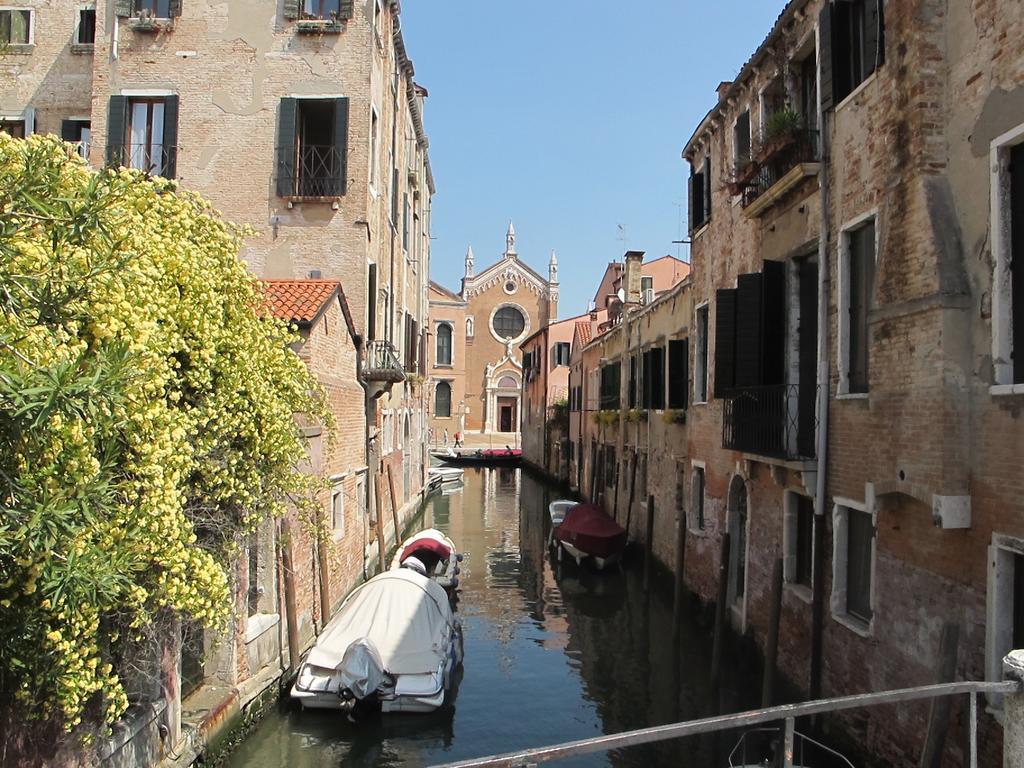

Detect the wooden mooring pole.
[
  {"left": 643, "top": 494, "right": 655, "bottom": 593},
  {"left": 373, "top": 473, "right": 386, "bottom": 575},
  {"left": 762, "top": 557, "right": 784, "bottom": 707},
  {"left": 710, "top": 531, "right": 731, "bottom": 705},
  {"left": 672, "top": 504, "right": 688, "bottom": 635},
  {"left": 386, "top": 463, "right": 401, "bottom": 544}
]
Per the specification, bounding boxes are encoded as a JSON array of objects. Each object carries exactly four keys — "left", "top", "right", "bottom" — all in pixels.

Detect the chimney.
[
  {"left": 623, "top": 250, "right": 645, "bottom": 305},
  {"left": 717, "top": 81, "right": 733, "bottom": 102}
]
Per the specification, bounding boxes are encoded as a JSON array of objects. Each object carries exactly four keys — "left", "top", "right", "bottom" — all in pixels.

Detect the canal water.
[{"left": 222, "top": 468, "right": 773, "bottom": 768}]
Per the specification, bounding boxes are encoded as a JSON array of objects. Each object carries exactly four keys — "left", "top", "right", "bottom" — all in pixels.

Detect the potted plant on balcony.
[{"left": 755, "top": 108, "right": 802, "bottom": 164}]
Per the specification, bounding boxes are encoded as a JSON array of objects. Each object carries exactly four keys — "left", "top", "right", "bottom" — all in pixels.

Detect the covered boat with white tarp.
[{"left": 290, "top": 567, "right": 463, "bottom": 716}]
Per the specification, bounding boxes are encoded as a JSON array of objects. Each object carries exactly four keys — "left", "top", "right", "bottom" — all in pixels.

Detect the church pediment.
[{"left": 462, "top": 257, "right": 548, "bottom": 300}]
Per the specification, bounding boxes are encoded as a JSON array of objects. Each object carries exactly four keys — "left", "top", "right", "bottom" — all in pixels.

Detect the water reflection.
[{"left": 224, "top": 468, "right": 762, "bottom": 768}]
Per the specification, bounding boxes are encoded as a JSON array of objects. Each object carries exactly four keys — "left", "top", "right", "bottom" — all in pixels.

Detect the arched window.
[
  {"left": 492, "top": 306, "right": 526, "bottom": 339},
  {"left": 435, "top": 381, "right": 451, "bottom": 417},
  {"left": 436, "top": 323, "right": 453, "bottom": 365}
]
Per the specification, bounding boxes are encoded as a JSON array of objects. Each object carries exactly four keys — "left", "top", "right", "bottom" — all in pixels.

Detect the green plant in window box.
[
  {"left": 627, "top": 409, "right": 648, "bottom": 423},
  {"left": 756, "top": 108, "right": 803, "bottom": 162},
  {"left": 662, "top": 409, "right": 687, "bottom": 425},
  {"left": 297, "top": 18, "right": 343, "bottom": 34}
]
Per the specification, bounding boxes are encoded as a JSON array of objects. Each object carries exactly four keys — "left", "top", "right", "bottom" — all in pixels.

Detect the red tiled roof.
[
  {"left": 261, "top": 279, "right": 340, "bottom": 325},
  {"left": 576, "top": 321, "right": 594, "bottom": 346}
]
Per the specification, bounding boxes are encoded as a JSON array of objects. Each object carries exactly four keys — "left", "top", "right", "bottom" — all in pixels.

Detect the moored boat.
[
  {"left": 390, "top": 528, "right": 462, "bottom": 598},
  {"left": 290, "top": 568, "right": 463, "bottom": 717},
  {"left": 427, "top": 466, "right": 465, "bottom": 486},
  {"left": 552, "top": 503, "right": 627, "bottom": 571},
  {"left": 431, "top": 447, "right": 522, "bottom": 467}
]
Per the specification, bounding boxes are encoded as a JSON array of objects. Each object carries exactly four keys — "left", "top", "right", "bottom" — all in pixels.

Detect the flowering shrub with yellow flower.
[{"left": 0, "top": 135, "right": 328, "bottom": 739}]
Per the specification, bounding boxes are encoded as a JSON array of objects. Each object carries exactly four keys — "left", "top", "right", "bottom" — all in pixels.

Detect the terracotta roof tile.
[
  {"left": 261, "top": 279, "right": 340, "bottom": 326},
  {"left": 576, "top": 321, "right": 594, "bottom": 346}
]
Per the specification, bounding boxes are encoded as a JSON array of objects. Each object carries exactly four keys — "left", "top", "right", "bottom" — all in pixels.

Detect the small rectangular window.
[
  {"left": 846, "top": 220, "right": 875, "bottom": 393},
  {"left": 135, "top": 0, "right": 171, "bottom": 17},
  {"left": 795, "top": 495, "right": 814, "bottom": 588},
  {"left": 0, "top": 119, "right": 26, "bottom": 138},
  {"left": 0, "top": 9, "right": 31, "bottom": 45},
  {"left": 692, "top": 467, "right": 705, "bottom": 531},
  {"left": 668, "top": 338, "right": 689, "bottom": 409},
  {"left": 77, "top": 7, "right": 96, "bottom": 44},
  {"left": 734, "top": 110, "right": 751, "bottom": 167},
  {"left": 554, "top": 342, "right": 570, "bottom": 367},
  {"left": 331, "top": 486, "right": 345, "bottom": 535},
  {"left": 846, "top": 508, "right": 874, "bottom": 622},
  {"left": 302, "top": 0, "right": 339, "bottom": 20}
]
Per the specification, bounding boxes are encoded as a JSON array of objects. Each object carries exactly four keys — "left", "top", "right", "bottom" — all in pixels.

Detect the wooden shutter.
[
  {"left": 168, "top": 0, "right": 182, "bottom": 17},
  {"left": 651, "top": 346, "right": 665, "bottom": 410},
  {"left": 283, "top": 0, "right": 300, "bottom": 20},
  {"left": 735, "top": 273, "right": 764, "bottom": 387},
  {"left": 114, "top": 0, "right": 133, "bottom": 18},
  {"left": 819, "top": 1, "right": 835, "bottom": 111},
  {"left": 161, "top": 95, "right": 179, "bottom": 178},
  {"left": 1011, "top": 144, "right": 1024, "bottom": 383},
  {"left": 367, "top": 263, "right": 377, "bottom": 340},
  {"left": 714, "top": 288, "right": 737, "bottom": 397},
  {"left": 692, "top": 170, "right": 705, "bottom": 228},
  {"left": 332, "top": 97, "right": 349, "bottom": 195},
  {"left": 797, "top": 259, "right": 819, "bottom": 456},
  {"left": 276, "top": 98, "right": 298, "bottom": 197},
  {"left": 628, "top": 355, "right": 637, "bottom": 408},
  {"left": 669, "top": 338, "right": 688, "bottom": 409},
  {"left": 105, "top": 95, "right": 129, "bottom": 165},
  {"left": 60, "top": 120, "right": 78, "bottom": 141},
  {"left": 761, "top": 260, "right": 786, "bottom": 386},
  {"left": 703, "top": 154, "right": 712, "bottom": 220},
  {"left": 338, "top": 0, "right": 354, "bottom": 19},
  {"left": 687, "top": 171, "right": 695, "bottom": 234},
  {"left": 848, "top": 221, "right": 875, "bottom": 392}
]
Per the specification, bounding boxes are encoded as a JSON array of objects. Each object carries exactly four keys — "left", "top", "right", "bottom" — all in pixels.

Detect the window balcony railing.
[
  {"left": 277, "top": 145, "right": 345, "bottom": 198},
  {"left": 738, "top": 129, "right": 820, "bottom": 212},
  {"left": 722, "top": 384, "right": 816, "bottom": 461},
  {"left": 106, "top": 143, "right": 178, "bottom": 178},
  {"left": 363, "top": 340, "right": 406, "bottom": 384}
]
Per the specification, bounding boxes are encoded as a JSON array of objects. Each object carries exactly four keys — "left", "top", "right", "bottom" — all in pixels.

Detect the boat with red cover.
[
  {"left": 551, "top": 503, "right": 627, "bottom": 571},
  {"left": 390, "top": 529, "right": 462, "bottom": 601}
]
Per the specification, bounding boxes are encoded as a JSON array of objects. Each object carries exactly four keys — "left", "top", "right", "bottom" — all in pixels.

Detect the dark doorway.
[{"left": 498, "top": 397, "right": 517, "bottom": 432}]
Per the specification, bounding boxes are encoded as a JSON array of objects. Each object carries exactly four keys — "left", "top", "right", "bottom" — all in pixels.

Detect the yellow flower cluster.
[{"left": 0, "top": 135, "right": 329, "bottom": 734}]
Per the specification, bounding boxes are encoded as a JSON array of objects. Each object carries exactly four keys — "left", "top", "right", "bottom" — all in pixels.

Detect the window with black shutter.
[
  {"left": 696, "top": 306, "right": 709, "bottom": 402},
  {"left": 1011, "top": 143, "right": 1024, "bottom": 384},
  {"left": 734, "top": 274, "right": 764, "bottom": 388},
  {"left": 734, "top": 111, "right": 751, "bottom": 168},
  {"left": 714, "top": 289, "right": 737, "bottom": 397},
  {"left": 668, "top": 338, "right": 689, "bottom": 409},
  {"left": 77, "top": 7, "right": 96, "bottom": 44},
  {"left": 276, "top": 97, "right": 348, "bottom": 198},
  {"left": 553, "top": 342, "right": 570, "bottom": 367},
  {"left": 600, "top": 363, "right": 620, "bottom": 410},
  {"left": 847, "top": 220, "right": 875, "bottom": 393},
  {"left": 367, "top": 263, "right": 377, "bottom": 340},
  {"left": 689, "top": 161, "right": 708, "bottom": 232},
  {"left": 628, "top": 355, "right": 637, "bottom": 408},
  {"left": 821, "top": 0, "right": 884, "bottom": 109},
  {"left": 61, "top": 119, "right": 91, "bottom": 159},
  {"left": 692, "top": 466, "right": 705, "bottom": 530},
  {"left": 649, "top": 346, "right": 665, "bottom": 410}
]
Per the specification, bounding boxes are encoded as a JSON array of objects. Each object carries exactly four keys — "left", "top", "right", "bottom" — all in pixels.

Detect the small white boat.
[
  {"left": 390, "top": 528, "right": 462, "bottom": 598},
  {"left": 290, "top": 568, "right": 463, "bottom": 716},
  {"left": 428, "top": 466, "right": 465, "bottom": 485},
  {"left": 549, "top": 499, "right": 577, "bottom": 527}
]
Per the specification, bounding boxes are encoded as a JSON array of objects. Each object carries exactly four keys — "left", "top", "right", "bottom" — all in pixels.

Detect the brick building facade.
[
  {"left": 550, "top": 1, "right": 1024, "bottom": 764},
  {"left": 1, "top": 0, "right": 435, "bottom": 763}
]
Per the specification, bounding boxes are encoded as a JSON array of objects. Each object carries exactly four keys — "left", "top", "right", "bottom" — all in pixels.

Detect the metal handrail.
[
  {"left": 728, "top": 726, "right": 855, "bottom": 768},
  {"left": 428, "top": 679, "right": 1019, "bottom": 768}
]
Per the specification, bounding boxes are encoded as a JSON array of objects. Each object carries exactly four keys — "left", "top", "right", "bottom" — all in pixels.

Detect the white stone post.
[{"left": 1005, "top": 650, "right": 1024, "bottom": 767}]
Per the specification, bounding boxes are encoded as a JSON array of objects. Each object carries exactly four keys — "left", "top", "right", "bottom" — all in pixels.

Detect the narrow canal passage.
[{"left": 224, "top": 468, "right": 762, "bottom": 767}]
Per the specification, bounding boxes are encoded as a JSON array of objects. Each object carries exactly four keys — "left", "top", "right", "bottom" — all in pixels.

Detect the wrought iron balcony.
[
  {"left": 722, "top": 384, "right": 816, "bottom": 461},
  {"left": 277, "top": 145, "right": 345, "bottom": 198},
  {"left": 362, "top": 340, "right": 405, "bottom": 383},
  {"left": 106, "top": 143, "right": 178, "bottom": 178},
  {"left": 737, "top": 129, "right": 820, "bottom": 216}
]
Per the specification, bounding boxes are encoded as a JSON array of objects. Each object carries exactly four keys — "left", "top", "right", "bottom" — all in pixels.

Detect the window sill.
[
  {"left": 835, "top": 392, "right": 869, "bottom": 401},
  {"left": 283, "top": 195, "right": 342, "bottom": 206},
  {"left": 434, "top": 363, "right": 453, "bottom": 370},
  {"left": 785, "top": 582, "right": 813, "bottom": 605},
  {"left": 834, "top": 71, "right": 879, "bottom": 113},
  {"left": 71, "top": 43, "right": 95, "bottom": 54},
  {"left": 831, "top": 610, "right": 873, "bottom": 638},
  {"left": 991, "top": 383, "right": 1024, "bottom": 396},
  {"left": 296, "top": 19, "right": 344, "bottom": 34},
  {"left": 692, "top": 399, "right": 709, "bottom": 407},
  {"left": 0, "top": 43, "right": 34, "bottom": 54},
  {"left": 128, "top": 18, "right": 173, "bottom": 33}
]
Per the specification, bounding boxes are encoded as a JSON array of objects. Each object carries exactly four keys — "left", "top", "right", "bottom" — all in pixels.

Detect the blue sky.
[{"left": 401, "top": 1, "right": 788, "bottom": 316}]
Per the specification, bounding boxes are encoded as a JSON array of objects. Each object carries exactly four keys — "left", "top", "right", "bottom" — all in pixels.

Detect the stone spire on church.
[
  {"left": 505, "top": 221, "right": 517, "bottom": 258},
  {"left": 548, "top": 249, "right": 559, "bottom": 284},
  {"left": 464, "top": 244, "right": 475, "bottom": 278}
]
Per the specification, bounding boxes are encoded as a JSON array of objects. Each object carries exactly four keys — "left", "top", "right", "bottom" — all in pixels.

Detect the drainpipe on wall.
[
  {"left": 810, "top": 58, "right": 832, "bottom": 702},
  {"left": 354, "top": 334, "right": 374, "bottom": 581}
]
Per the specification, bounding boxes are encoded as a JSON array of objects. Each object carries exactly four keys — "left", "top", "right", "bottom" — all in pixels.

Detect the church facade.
[{"left": 428, "top": 224, "right": 558, "bottom": 441}]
